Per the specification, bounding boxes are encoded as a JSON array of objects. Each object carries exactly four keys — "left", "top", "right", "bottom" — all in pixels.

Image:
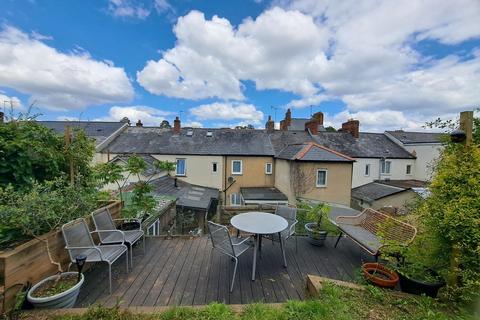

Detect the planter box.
[{"left": 0, "top": 201, "right": 122, "bottom": 313}]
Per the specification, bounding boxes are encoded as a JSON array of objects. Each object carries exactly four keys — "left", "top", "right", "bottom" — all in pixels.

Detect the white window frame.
[
  {"left": 231, "top": 160, "right": 243, "bottom": 175},
  {"left": 230, "top": 193, "right": 242, "bottom": 206},
  {"left": 364, "top": 164, "right": 370, "bottom": 176},
  {"left": 212, "top": 162, "right": 218, "bottom": 173},
  {"left": 381, "top": 160, "right": 391, "bottom": 174},
  {"left": 265, "top": 162, "right": 273, "bottom": 175},
  {"left": 316, "top": 169, "right": 328, "bottom": 187},
  {"left": 176, "top": 158, "right": 186, "bottom": 176},
  {"left": 406, "top": 164, "right": 412, "bottom": 175}
]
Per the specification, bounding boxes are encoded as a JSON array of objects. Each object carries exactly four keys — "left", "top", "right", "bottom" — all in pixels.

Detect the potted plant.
[
  {"left": 362, "top": 262, "right": 399, "bottom": 289},
  {"left": 300, "top": 201, "right": 331, "bottom": 246},
  {"left": 27, "top": 255, "right": 86, "bottom": 309},
  {"left": 395, "top": 262, "right": 445, "bottom": 297}
]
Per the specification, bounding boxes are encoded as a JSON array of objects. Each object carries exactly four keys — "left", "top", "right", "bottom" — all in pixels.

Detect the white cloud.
[
  {"left": 182, "top": 120, "right": 203, "bottom": 128},
  {"left": 108, "top": 0, "right": 151, "bottom": 19},
  {"left": 107, "top": 0, "right": 175, "bottom": 20},
  {"left": 137, "top": 8, "right": 329, "bottom": 100},
  {"left": 189, "top": 102, "right": 264, "bottom": 124},
  {"left": 0, "top": 26, "right": 134, "bottom": 111},
  {"left": 138, "top": 2, "right": 480, "bottom": 125},
  {"left": 94, "top": 105, "right": 173, "bottom": 126},
  {"left": 0, "top": 93, "right": 22, "bottom": 111}
]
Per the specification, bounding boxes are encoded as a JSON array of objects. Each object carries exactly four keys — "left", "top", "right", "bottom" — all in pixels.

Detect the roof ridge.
[{"left": 308, "top": 142, "right": 355, "bottom": 161}]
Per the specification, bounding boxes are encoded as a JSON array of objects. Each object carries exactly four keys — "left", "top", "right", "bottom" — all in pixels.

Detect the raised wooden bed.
[{"left": 0, "top": 201, "right": 122, "bottom": 313}]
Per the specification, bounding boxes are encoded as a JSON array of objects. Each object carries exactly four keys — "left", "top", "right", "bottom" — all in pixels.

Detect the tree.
[
  {"left": 0, "top": 120, "right": 95, "bottom": 190},
  {"left": 325, "top": 126, "right": 336, "bottom": 132}
]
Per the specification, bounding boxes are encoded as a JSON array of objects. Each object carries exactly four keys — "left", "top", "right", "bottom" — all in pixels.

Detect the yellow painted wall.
[
  {"left": 275, "top": 160, "right": 352, "bottom": 206},
  {"left": 224, "top": 156, "right": 275, "bottom": 204}
]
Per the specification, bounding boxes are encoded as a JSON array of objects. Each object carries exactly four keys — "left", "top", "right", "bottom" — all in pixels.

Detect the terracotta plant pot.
[{"left": 362, "top": 263, "right": 399, "bottom": 288}]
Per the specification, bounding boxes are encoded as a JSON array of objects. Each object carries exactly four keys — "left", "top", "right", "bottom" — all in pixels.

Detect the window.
[
  {"left": 381, "top": 160, "right": 391, "bottom": 174},
  {"left": 176, "top": 159, "right": 186, "bottom": 176},
  {"left": 406, "top": 164, "right": 412, "bottom": 175},
  {"left": 230, "top": 193, "right": 241, "bottom": 206},
  {"left": 232, "top": 160, "right": 242, "bottom": 175},
  {"left": 316, "top": 169, "right": 328, "bottom": 187},
  {"left": 265, "top": 163, "right": 273, "bottom": 174},
  {"left": 364, "top": 164, "right": 370, "bottom": 176},
  {"left": 212, "top": 162, "right": 218, "bottom": 173}
]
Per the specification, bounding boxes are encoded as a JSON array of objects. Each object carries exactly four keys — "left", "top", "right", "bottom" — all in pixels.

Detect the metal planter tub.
[
  {"left": 304, "top": 223, "right": 328, "bottom": 246},
  {"left": 27, "top": 272, "right": 84, "bottom": 309}
]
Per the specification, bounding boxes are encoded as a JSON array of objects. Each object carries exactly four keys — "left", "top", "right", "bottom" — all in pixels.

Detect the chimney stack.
[
  {"left": 173, "top": 116, "right": 181, "bottom": 134},
  {"left": 0, "top": 112, "right": 4, "bottom": 124},
  {"left": 265, "top": 115, "right": 275, "bottom": 132},
  {"left": 136, "top": 119, "right": 143, "bottom": 127},
  {"left": 312, "top": 111, "right": 324, "bottom": 126},
  {"left": 304, "top": 111, "right": 324, "bottom": 135},
  {"left": 280, "top": 108, "right": 292, "bottom": 131},
  {"left": 341, "top": 119, "right": 360, "bottom": 138}
]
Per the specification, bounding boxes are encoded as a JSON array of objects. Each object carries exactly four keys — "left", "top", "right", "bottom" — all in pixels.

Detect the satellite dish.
[{"left": 227, "top": 176, "right": 234, "bottom": 184}]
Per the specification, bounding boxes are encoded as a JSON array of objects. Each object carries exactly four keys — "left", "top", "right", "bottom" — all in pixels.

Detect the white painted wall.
[
  {"left": 151, "top": 154, "right": 223, "bottom": 189},
  {"left": 403, "top": 144, "right": 443, "bottom": 181},
  {"left": 352, "top": 158, "right": 416, "bottom": 188}
]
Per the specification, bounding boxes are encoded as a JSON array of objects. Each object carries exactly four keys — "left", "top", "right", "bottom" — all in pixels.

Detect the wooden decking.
[{"left": 76, "top": 235, "right": 372, "bottom": 307}]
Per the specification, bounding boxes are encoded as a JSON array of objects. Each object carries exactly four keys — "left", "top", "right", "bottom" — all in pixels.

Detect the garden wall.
[{"left": 0, "top": 201, "right": 122, "bottom": 313}]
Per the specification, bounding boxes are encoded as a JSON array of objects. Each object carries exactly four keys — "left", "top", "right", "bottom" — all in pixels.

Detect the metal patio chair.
[
  {"left": 91, "top": 207, "right": 145, "bottom": 268},
  {"left": 269, "top": 205, "right": 298, "bottom": 252},
  {"left": 207, "top": 221, "right": 252, "bottom": 292},
  {"left": 62, "top": 218, "right": 128, "bottom": 293}
]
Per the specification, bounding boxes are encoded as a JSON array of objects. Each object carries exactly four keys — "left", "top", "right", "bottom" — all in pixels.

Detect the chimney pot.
[
  {"left": 173, "top": 116, "right": 181, "bottom": 134},
  {"left": 136, "top": 120, "right": 143, "bottom": 127}
]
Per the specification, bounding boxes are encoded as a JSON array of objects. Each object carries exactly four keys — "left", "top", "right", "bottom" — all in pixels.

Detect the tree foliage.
[
  {"left": 0, "top": 120, "right": 95, "bottom": 189},
  {"left": 416, "top": 141, "right": 480, "bottom": 302}
]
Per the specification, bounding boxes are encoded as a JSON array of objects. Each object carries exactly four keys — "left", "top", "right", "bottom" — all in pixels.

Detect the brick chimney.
[
  {"left": 341, "top": 119, "right": 360, "bottom": 138},
  {"left": 173, "top": 116, "right": 181, "bottom": 134},
  {"left": 0, "top": 112, "right": 4, "bottom": 124},
  {"left": 304, "top": 120, "right": 317, "bottom": 135},
  {"left": 136, "top": 119, "right": 143, "bottom": 127},
  {"left": 265, "top": 115, "right": 275, "bottom": 132},
  {"left": 280, "top": 108, "right": 292, "bottom": 131}
]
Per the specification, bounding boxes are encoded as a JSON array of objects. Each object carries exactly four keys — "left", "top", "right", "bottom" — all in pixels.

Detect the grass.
[{"left": 20, "top": 283, "right": 476, "bottom": 320}]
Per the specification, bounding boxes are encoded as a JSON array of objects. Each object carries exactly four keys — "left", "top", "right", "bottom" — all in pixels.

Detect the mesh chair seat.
[
  {"left": 92, "top": 208, "right": 145, "bottom": 268},
  {"left": 208, "top": 221, "right": 252, "bottom": 292},
  {"left": 62, "top": 218, "right": 128, "bottom": 293}
]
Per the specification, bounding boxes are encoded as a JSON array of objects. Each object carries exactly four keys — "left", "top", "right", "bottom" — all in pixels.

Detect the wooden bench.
[{"left": 334, "top": 208, "right": 417, "bottom": 260}]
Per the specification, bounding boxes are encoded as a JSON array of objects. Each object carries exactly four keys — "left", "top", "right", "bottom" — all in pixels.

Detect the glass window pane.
[
  {"left": 176, "top": 159, "right": 185, "bottom": 175},
  {"left": 317, "top": 170, "right": 327, "bottom": 186},
  {"left": 232, "top": 161, "right": 241, "bottom": 173}
]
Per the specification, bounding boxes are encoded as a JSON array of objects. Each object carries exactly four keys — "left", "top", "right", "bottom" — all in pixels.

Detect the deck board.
[{"left": 76, "top": 235, "right": 372, "bottom": 307}]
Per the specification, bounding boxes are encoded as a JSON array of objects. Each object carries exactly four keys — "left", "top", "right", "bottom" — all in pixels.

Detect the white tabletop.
[{"left": 231, "top": 211, "right": 288, "bottom": 235}]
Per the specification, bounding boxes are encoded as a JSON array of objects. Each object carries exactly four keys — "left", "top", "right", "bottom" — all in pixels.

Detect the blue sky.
[{"left": 1, "top": 0, "right": 479, "bottom": 131}]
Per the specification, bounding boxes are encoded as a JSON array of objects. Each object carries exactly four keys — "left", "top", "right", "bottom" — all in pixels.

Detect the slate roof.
[
  {"left": 101, "top": 125, "right": 414, "bottom": 160},
  {"left": 312, "top": 132, "right": 416, "bottom": 159},
  {"left": 276, "top": 142, "right": 354, "bottom": 162},
  {"left": 351, "top": 182, "right": 408, "bottom": 202},
  {"left": 386, "top": 131, "right": 444, "bottom": 144},
  {"left": 110, "top": 154, "right": 160, "bottom": 176},
  {"left": 373, "top": 179, "right": 427, "bottom": 189},
  {"left": 148, "top": 175, "right": 219, "bottom": 210},
  {"left": 105, "top": 127, "right": 275, "bottom": 156},
  {"left": 37, "top": 121, "right": 126, "bottom": 145},
  {"left": 241, "top": 187, "right": 288, "bottom": 201}
]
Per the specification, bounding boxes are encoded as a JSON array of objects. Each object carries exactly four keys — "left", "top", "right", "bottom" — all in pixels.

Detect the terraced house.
[{"left": 39, "top": 110, "right": 442, "bottom": 209}]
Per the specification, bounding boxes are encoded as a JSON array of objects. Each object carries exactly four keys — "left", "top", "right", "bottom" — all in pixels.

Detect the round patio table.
[{"left": 231, "top": 211, "right": 288, "bottom": 281}]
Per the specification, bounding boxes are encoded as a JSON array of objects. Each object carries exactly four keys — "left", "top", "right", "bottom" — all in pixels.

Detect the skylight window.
[
  {"left": 186, "top": 129, "right": 193, "bottom": 136},
  {"left": 206, "top": 130, "right": 213, "bottom": 137}
]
